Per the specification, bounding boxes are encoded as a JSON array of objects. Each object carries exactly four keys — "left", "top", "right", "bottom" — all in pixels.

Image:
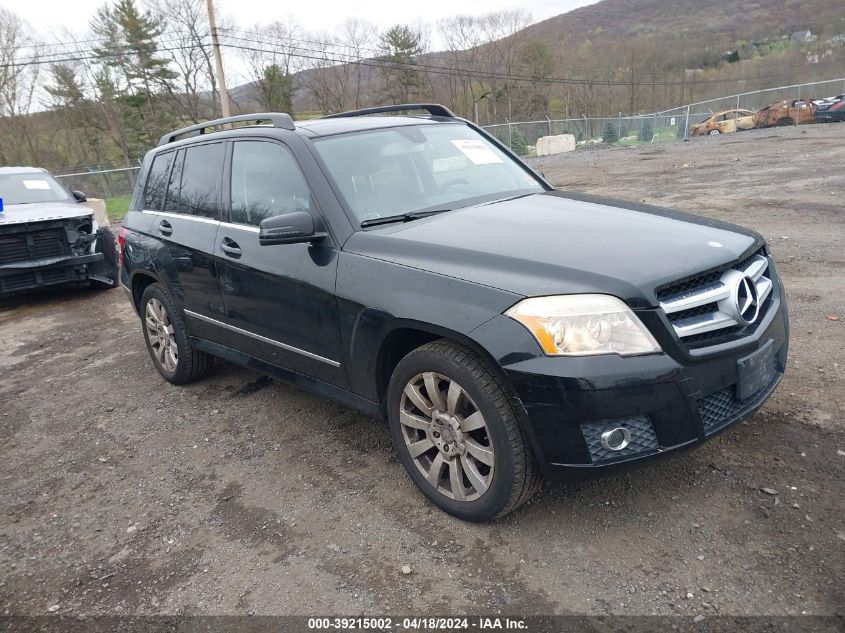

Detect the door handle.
[
  {"left": 158, "top": 219, "right": 173, "bottom": 236},
  {"left": 220, "top": 237, "right": 242, "bottom": 258}
]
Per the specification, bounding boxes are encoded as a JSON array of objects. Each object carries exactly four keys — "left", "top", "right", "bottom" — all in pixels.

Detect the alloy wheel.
[
  {"left": 399, "top": 372, "right": 494, "bottom": 501},
  {"left": 145, "top": 297, "right": 178, "bottom": 373}
]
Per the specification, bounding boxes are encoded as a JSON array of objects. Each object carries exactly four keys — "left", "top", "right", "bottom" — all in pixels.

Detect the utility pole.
[{"left": 206, "top": 0, "right": 231, "bottom": 118}]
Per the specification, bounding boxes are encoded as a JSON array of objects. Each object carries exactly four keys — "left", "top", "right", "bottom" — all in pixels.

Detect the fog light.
[{"left": 600, "top": 427, "right": 631, "bottom": 451}]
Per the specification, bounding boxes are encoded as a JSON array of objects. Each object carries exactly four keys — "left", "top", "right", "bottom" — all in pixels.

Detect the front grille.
[
  {"left": 0, "top": 228, "right": 68, "bottom": 265},
  {"left": 698, "top": 352, "right": 780, "bottom": 434},
  {"left": 657, "top": 248, "right": 775, "bottom": 350},
  {"left": 581, "top": 415, "right": 659, "bottom": 464}
]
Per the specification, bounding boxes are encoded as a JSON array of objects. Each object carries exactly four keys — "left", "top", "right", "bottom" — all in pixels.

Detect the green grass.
[{"left": 105, "top": 195, "right": 132, "bottom": 223}]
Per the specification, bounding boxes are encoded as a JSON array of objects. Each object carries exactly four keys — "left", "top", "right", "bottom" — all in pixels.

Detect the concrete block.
[
  {"left": 82, "top": 198, "right": 110, "bottom": 228},
  {"left": 535, "top": 134, "right": 576, "bottom": 156}
]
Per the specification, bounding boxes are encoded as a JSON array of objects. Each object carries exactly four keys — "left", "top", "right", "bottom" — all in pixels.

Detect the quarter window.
[{"left": 230, "top": 141, "right": 311, "bottom": 226}]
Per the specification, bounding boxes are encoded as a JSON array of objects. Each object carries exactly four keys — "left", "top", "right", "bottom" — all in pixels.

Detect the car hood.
[
  {"left": 0, "top": 201, "right": 93, "bottom": 227},
  {"left": 343, "top": 191, "right": 761, "bottom": 308}
]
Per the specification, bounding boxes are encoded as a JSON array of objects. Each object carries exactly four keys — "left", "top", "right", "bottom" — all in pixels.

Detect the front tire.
[
  {"left": 387, "top": 340, "right": 540, "bottom": 521},
  {"left": 140, "top": 284, "right": 212, "bottom": 384}
]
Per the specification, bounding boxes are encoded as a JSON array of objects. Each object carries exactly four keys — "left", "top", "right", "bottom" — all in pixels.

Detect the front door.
[{"left": 213, "top": 138, "right": 347, "bottom": 388}]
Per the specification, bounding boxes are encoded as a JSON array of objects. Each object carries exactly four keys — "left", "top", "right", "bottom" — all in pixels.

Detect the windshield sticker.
[
  {"left": 23, "top": 180, "right": 51, "bottom": 190},
  {"left": 450, "top": 140, "right": 503, "bottom": 165}
]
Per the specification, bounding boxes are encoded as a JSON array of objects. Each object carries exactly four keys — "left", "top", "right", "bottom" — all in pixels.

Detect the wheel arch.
[
  {"left": 129, "top": 270, "right": 163, "bottom": 314},
  {"left": 374, "top": 320, "right": 505, "bottom": 409}
]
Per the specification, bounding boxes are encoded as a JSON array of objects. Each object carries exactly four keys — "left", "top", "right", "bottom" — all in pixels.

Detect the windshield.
[
  {"left": 312, "top": 123, "right": 544, "bottom": 225},
  {"left": 0, "top": 172, "right": 72, "bottom": 205}
]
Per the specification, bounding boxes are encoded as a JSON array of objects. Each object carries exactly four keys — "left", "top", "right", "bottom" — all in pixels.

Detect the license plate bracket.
[{"left": 737, "top": 339, "right": 776, "bottom": 401}]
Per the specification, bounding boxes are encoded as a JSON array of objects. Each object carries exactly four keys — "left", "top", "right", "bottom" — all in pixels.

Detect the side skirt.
[{"left": 189, "top": 337, "right": 382, "bottom": 419}]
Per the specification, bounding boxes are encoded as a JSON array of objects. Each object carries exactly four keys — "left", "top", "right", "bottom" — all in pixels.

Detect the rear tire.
[
  {"left": 140, "top": 284, "right": 212, "bottom": 384},
  {"left": 387, "top": 340, "right": 540, "bottom": 521}
]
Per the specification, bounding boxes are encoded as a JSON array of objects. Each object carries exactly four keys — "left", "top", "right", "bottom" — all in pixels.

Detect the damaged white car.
[{"left": 0, "top": 166, "right": 119, "bottom": 297}]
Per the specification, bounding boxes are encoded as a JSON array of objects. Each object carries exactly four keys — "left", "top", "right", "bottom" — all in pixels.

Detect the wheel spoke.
[
  {"left": 404, "top": 382, "right": 433, "bottom": 416},
  {"left": 449, "top": 458, "right": 466, "bottom": 501},
  {"left": 145, "top": 316, "right": 159, "bottom": 332},
  {"left": 426, "top": 453, "right": 445, "bottom": 487},
  {"left": 423, "top": 372, "right": 446, "bottom": 411},
  {"left": 166, "top": 345, "right": 178, "bottom": 370},
  {"left": 465, "top": 438, "right": 494, "bottom": 466},
  {"left": 446, "top": 380, "right": 463, "bottom": 416},
  {"left": 461, "top": 411, "right": 486, "bottom": 432},
  {"left": 145, "top": 303, "right": 160, "bottom": 327},
  {"left": 460, "top": 454, "right": 488, "bottom": 495},
  {"left": 407, "top": 437, "right": 435, "bottom": 458},
  {"left": 157, "top": 342, "right": 167, "bottom": 365},
  {"left": 399, "top": 409, "right": 431, "bottom": 432}
]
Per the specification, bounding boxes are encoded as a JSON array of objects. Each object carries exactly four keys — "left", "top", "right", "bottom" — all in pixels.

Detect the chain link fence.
[
  {"left": 54, "top": 166, "right": 141, "bottom": 219},
  {"left": 49, "top": 77, "right": 845, "bottom": 216},
  {"left": 484, "top": 77, "right": 845, "bottom": 156}
]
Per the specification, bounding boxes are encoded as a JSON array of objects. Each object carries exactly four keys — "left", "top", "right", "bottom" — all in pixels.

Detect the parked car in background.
[
  {"left": 814, "top": 95, "right": 845, "bottom": 123},
  {"left": 690, "top": 109, "right": 756, "bottom": 136},
  {"left": 754, "top": 99, "right": 817, "bottom": 127},
  {"left": 0, "top": 167, "right": 119, "bottom": 297}
]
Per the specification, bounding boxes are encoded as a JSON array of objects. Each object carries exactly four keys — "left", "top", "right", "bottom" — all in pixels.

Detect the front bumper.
[
  {"left": 0, "top": 253, "right": 104, "bottom": 296},
  {"left": 498, "top": 298, "right": 789, "bottom": 480}
]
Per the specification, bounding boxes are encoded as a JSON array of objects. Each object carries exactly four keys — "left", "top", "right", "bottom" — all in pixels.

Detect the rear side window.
[
  {"left": 229, "top": 141, "right": 311, "bottom": 226},
  {"left": 143, "top": 151, "right": 173, "bottom": 210},
  {"left": 162, "top": 143, "right": 224, "bottom": 219}
]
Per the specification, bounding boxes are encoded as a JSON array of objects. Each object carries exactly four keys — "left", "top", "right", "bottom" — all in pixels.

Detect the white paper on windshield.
[
  {"left": 23, "top": 179, "right": 51, "bottom": 190},
  {"left": 451, "top": 140, "right": 503, "bottom": 165}
]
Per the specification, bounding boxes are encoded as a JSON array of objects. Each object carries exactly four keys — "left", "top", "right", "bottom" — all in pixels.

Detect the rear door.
[
  {"left": 145, "top": 141, "right": 226, "bottom": 331},
  {"left": 212, "top": 138, "right": 347, "bottom": 388}
]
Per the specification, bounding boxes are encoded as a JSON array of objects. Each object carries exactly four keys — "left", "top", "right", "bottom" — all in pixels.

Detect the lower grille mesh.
[{"left": 698, "top": 356, "right": 780, "bottom": 433}]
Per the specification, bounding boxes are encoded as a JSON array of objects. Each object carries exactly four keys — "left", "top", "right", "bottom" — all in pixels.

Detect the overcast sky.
[{"left": 9, "top": 0, "right": 599, "bottom": 43}]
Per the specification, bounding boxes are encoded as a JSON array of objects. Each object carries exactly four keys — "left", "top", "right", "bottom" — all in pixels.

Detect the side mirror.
[
  {"left": 259, "top": 211, "right": 326, "bottom": 246},
  {"left": 72, "top": 190, "right": 87, "bottom": 203}
]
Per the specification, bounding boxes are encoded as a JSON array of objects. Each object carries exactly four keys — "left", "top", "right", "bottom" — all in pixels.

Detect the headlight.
[{"left": 505, "top": 294, "right": 661, "bottom": 357}]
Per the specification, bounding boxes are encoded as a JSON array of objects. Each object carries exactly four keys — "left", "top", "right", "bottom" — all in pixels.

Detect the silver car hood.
[{"left": 0, "top": 202, "right": 93, "bottom": 227}]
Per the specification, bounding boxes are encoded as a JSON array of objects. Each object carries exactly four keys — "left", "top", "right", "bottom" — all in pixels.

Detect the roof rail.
[
  {"left": 158, "top": 112, "right": 295, "bottom": 146},
  {"left": 322, "top": 103, "right": 457, "bottom": 119}
]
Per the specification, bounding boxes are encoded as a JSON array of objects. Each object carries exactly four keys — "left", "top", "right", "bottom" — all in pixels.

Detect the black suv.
[{"left": 120, "top": 105, "right": 788, "bottom": 521}]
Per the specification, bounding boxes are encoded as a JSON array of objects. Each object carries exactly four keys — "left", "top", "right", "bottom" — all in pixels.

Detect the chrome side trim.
[
  {"left": 142, "top": 209, "right": 220, "bottom": 226},
  {"left": 219, "top": 221, "right": 260, "bottom": 234},
  {"left": 183, "top": 309, "right": 341, "bottom": 367},
  {"left": 756, "top": 276, "right": 773, "bottom": 304}
]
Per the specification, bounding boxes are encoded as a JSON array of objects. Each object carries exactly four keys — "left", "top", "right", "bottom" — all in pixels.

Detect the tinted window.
[
  {"left": 230, "top": 141, "right": 311, "bottom": 226},
  {"left": 143, "top": 152, "right": 173, "bottom": 210},
  {"left": 163, "top": 151, "right": 183, "bottom": 213},
  {"left": 170, "top": 143, "right": 224, "bottom": 218}
]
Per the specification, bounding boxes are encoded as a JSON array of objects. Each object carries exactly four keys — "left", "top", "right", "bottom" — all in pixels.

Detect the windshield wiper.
[{"left": 360, "top": 208, "right": 451, "bottom": 228}]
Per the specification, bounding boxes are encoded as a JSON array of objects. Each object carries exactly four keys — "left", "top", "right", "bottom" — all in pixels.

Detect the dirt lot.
[{"left": 1, "top": 124, "right": 843, "bottom": 620}]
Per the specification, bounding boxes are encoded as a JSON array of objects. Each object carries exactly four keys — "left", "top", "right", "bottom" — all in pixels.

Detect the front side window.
[
  {"left": 312, "top": 123, "right": 544, "bottom": 225},
  {"left": 0, "top": 172, "right": 72, "bottom": 205},
  {"left": 229, "top": 141, "right": 311, "bottom": 226}
]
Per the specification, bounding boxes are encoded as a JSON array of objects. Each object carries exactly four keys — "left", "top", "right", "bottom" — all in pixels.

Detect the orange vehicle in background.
[
  {"left": 754, "top": 99, "right": 817, "bottom": 127},
  {"left": 690, "top": 109, "right": 756, "bottom": 136}
]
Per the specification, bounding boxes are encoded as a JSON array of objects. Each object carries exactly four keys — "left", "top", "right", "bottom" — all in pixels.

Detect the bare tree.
[
  {"left": 0, "top": 8, "right": 44, "bottom": 165},
  {"left": 239, "top": 17, "right": 302, "bottom": 113},
  {"left": 150, "top": 0, "right": 219, "bottom": 121}
]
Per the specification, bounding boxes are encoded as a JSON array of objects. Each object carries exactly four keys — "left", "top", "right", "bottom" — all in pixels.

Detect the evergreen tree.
[
  {"left": 379, "top": 25, "right": 424, "bottom": 104},
  {"left": 603, "top": 121, "right": 619, "bottom": 143}
]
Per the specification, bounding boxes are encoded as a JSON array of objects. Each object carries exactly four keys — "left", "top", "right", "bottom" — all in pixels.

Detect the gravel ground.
[{"left": 1, "top": 124, "right": 843, "bottom": 619}]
